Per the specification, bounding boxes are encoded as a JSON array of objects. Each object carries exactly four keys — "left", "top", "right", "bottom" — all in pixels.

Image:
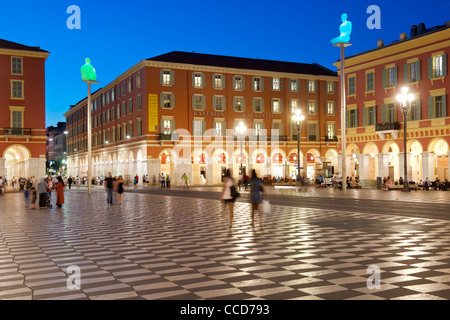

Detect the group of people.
[
  {"left": 222, "top": 169, "right": 267, "bottom": 229},
  {"left": 103, "top": 173, "right": 125, "bottom": 205},
  {"left": 159, "top": 173, "right": 171, "bottom": 188}
]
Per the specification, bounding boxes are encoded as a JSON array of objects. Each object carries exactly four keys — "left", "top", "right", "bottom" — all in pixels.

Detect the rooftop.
[
  {"left": 0, "top": 38, "right": 49, "bottom": 53},
  {"left": 147, "top": 51, "right": 337, "bottom": 77}
]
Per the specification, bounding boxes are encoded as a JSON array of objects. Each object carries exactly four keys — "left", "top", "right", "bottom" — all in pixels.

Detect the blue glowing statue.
[
  {"left": 331, "top": 13, "right": 352, "bottom": 45},
  {"left": 81, "top": 58, "right": 97, "bottom": 81}
]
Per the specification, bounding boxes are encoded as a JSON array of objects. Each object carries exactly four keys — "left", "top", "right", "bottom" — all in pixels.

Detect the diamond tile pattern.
[{"left": 1, "top": 189, "right": 450, "bottom": 300}]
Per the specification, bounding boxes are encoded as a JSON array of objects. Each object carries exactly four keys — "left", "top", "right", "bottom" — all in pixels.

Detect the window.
[
  {"left": 122, "top": 81, "right": 126, "bottom": 96},
  {"left": 136, "top": 71, "right": 141, "bottom": 88},
  {"left": 192, "top": 95, "right": 205, "bottom": 110},
  {"left": 326, "top": 101, "right": 336, "bottom": 115},
  {"left": 349, "top": 109, "right": 358, "bottom": 128},
  {"left": 193, "top": 73, "right": 204, "bottom": 88},
  {"left": 307, "top": 123, "right": 319, "bottom": 141},
  {"left": 410, "top": 62, "right": 418, "bottom": 83},
  {"left": 253, "top": 98, "right": 264, "bottom": 112},
  {"left": 193, "top": 120, "right": 204, "bottom": 136},
  {"left": 233, "top": 76, "right": 244, "bottom": 90},
  {"left": 213, "top": 96, "right": 225, "bottom": 111},
  {"left": 272, "top": 99, "right": 282, "bottom": 113},
  {"left": 128, "top": 99, "right": 133, "bottom": 114},
  {"left": 111, "top": 88, "right": 115, "bottom": 102},
  {"left": 326, "top": 123, "right": 336, "bottom": 140},
  {"left": 136, "top": 94, "right": 142, "bottom": 111},
  {"left": 382, "top": 66, "right": 398, "bottom": 88},
  {"left": 11, "top": 81, "right": 24, "bottom": 98},
  {"left": 137, "top": 118, "right": 142, "bottom": 136},
  {"left": 213, "top": 74, "right": 224, "bottom": 89},
  {"left": 290, "top": 79, "right": 299, "bottom": 92},
  {"left": 161, "top": 93, "right": 175, "bottom": 109},
  {"left": 122, "top": 102, "right": 126, "bottom": 116},
  {"left": 433, "top": 95, "right": 446, "bottom": 118},
  {"left": 253, "top": 77, "right": 263, "bottom": 91},
  {"left": 434, "top": 55, "right": 444, "bottom": 78},
  {"left": 290, "top": 99, "right": 299, "bottom": 114},
  {"left": 111, "top": 107, "right": 115, "bottom": 121},
  {"left": 128, "top": 122, "right": 133, "bottom": 138},
  {"left": 11, "top": 110, "right": 23, "bottom": 129},
  {"left": 388, "top": 104, "right": 396, "bottom": 122},
  {"left": 307, "top": 80, "right": 316, "bottom": 93},
  {"left": 348, "top": 77, "right": 355, "bottom": 95},
  {"left": 213, "top": 121, "right": 225, "bottom": 136},
  {"left": 163, "top": 120, "right": 172, "bottom": 135},
  {"left": 367, "top": 106, "right": 376, "bottom": 125},
  {"left": 272, "top": 78, "right": 281, "bottom": 90},
  {"left": 117, "top": 104, "right": 121, "bottom": 118},
  {"left": 326, "top": 81, "right": 335, "bottom": 94},
  {"left": 254, "top": 122, "right": 263, "bottom": 136},
  {"left": 409, "top": 99, "right": 421, "bottom": 121},
  {"left": 272, "top": 121, "right": 283, "bottom": 136},
  {"left": 128, "top": 77, "right": 133, "bottom": 93},
  {"left": 366, "top": 72, "right": 374, "bottom": 92},
  {"left": 233, "top": 97, "right": 245, "bottom": 112},
  {"left": 161, "top": 70, "right": 173, "bottom": 85},
  {"left": 307, "top": 100, "right": 317, "bottom": 115},
  {"left": 12, "top": 57, "right": 23, "bottom": 75}
]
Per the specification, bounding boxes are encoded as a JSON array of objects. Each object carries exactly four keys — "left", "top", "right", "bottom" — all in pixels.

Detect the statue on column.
[
  {"left": 81, "top": 58, "right": 97, "bottom": 81},
  {"left": 331, "top": 13, "right": 352, "bottom": 45}
]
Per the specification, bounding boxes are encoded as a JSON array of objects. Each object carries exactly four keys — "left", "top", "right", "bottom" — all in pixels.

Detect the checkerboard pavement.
[{"left": 1, "top": 189, "right": 450, "bottom": 300}]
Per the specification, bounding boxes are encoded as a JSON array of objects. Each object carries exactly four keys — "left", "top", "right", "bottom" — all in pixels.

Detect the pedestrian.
[
  {"left": 160, "top": 173, "right": 166, "bottom": 189},
  {"left": 38, "top": 178, "right": 48, "bottom": 209},
  {"left": 221, "top": 169, "right": 237, "bottom": 228},
  {"left": 152, "top": 175, "right": 156, "bottom": 186},
  {"left": 115, "top": 175, "right": 125, "bottom": 205},
  {"left": 24, "top": 182, "right": 30, "bottom": 207},
  {"left": 249, "top": 169, "right": 264, "bottom": 228},
  {"left": 104, "top": 172, "right": 114, "bottom": 205},
  {"left": 243, "top": 173, "right": 249, "bottom": 191},
  {"left": 182, "top": 173, "right": 189, "bottom": 189},
  {"left": 51, "top": 176, "right": 65, "bottom": 208},
  {"left": 30, "top": 187, "right": 37, "bottom": 209},
  {"left": 166, "top": 174, "right": 171, "bottom": 188},
  {"left": 238, "top": 172, "right": 243, "bottom": 191},
  {"left": 134, "top": 174, "right": 139, "bottom": 189},
  {"left": 68, "top": 176, "right": 73, "bottom": 189}
]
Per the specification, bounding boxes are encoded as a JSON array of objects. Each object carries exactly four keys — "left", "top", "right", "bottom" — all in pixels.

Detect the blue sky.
[{"left": 1, "top": 0, "right": 449, "bottom": 127}]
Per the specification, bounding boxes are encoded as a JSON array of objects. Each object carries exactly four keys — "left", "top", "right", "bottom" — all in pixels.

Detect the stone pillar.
[
  {"left": 357, "top": 154, "right": 370, "bottom": 181},
  {"left": 206, "top": 161, "right": 214, "bottom": 186},
  {"left": 0, "top": 158, "right": 5, "bottom": 178},
  {"left": 345, "top": 155, "right": 352, "bottom": 178},
  {"left": 147, "top": 159, "right": 160, "bottom": 184},
  {"left": 377, "top": 153, "right": 389, "bottom": 179},
  {"left": 27, "top": 158, "right": 46, "bottom": 180},
  {"left": 422, "top": 151, "right": 435, "bottom": 181},
  {"left": 173, "top": 158, "right": 193, "bottom": 187},
  {"left": 398, "top": 153, "right": 412, "bottom": 182}
]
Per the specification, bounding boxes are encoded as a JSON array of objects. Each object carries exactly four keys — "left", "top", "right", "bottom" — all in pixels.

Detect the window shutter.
[
  {"left": 171, "top": 94, "right": 175, "bottom": 109},
  {"left": 382, "top": 69, "right": 386, "bottom": 88},
  {"left": 170, "top": 71, "right": 175, "bottom": 85},
  {"left": 404, "top": 63, "right": 409, "bottom": 84},
  {"left": 191, "top": 73, "right": 195, "bottom": 87},
  {"left": 443, "top": 54, "right": 448, "bottom": 76},
  {"left": 159, "top": 70, "right": 163, "bottom": 84},
  {"left": 280, "top": 99, "right": 283, "bottom": 114},
  {"left": 160, "top": 119, "right": 164, "bottom": 133},
  {"left": 381, "top": 104, "right": 387, "bottom": 123},
  {"left": 160, "top": 93, "right": 164, "bottom": 109},
  {"left": 345, "top": 110, "right": 349, "bottom": 128},
  {"left": 270, "top": 78, "right": 273, "bottom": 90},
  {"left": 232, "top": 76, "right": 236, "bottom": 90},
  {"left": 428, "top": 96, "right": 434, "bottom": 119},
  {"left": 279, "top": 78, "right": 283, "bottom": 91},
  {"left": 241, "top": 76, "right": 245, "bottom": 90},
  {"left": 428, "top": 58, "right": 433, "bottom": 79},
  {"left": 261, "top": 78, "right": 264, "bottom": 91},
  {"left": 416, "top": 99, "right": 421, "bottom": 121},
  {"left": 393, "top": 66, "right": 398, "bottom": 86},
  {"left": 416, "top": 60, "right": 421, "bottom": 81},
  {"left": 442, "top": 94, "right": 447, "bottom": 117},
  {"left": 251, "top": 77, "right": 255, "bottom": 91},
  {"left": 202, "top": 120, "right": 206, "bottom": 135},
  {"left": 373, "top": 105, "right": 377, "bottom": 124},
  {"left": 363, "top": 107, "right": 367, "bottom": 126}
]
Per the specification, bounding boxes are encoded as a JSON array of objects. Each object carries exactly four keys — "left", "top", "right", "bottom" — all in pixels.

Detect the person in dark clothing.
[
  {"left": 104, "top": 172, "right": 115, "bottom": 205},
  {"left": 68, "top": 177, "right": 73, "bottom": 189}
]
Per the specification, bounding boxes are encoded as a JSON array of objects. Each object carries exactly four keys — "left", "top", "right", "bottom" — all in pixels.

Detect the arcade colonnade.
[
  {"left": 0, "top": 145, "right": 46, "bottom": 182},
  {"left": 341, "top": 138, "right": 449, "bottom": 187}
]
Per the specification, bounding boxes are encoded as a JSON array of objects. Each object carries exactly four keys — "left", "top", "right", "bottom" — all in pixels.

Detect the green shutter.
[
  {"left": 381, "top": 104, "right": 387, "bottom": 123},
  {"left": 428, "top": 96, "right": 434, "bottom": 119},
  {"left": 202, "top": 120, "right": 206, "bottom": 135},
  {"left": 159, "top": 70, "right": 163, "bottom": 84},
  {"left": 345, "top": 110, "right": 349, "bottom": 128},
  {"left": 355, "top": 109, "right": 359, "bottom": 127},
  {"left": 363, "top": 107, "right": 367, "bottom": 126},
  {"left": 428, "top": 58, "right": 433, "bottom": 79},
  {"left": 416, "top": 99, "right": 421, "bottom": 120},
  {"left": 443, "top": 54, "right": 448, "bottom": 76},
  {"left": 382, "top": 69, "right": 386, "bottom": 88},
  {"left": 171, "top": 94, "right": 175, "bottom": 109},
  {"left": 416, "top": 60, "right": 421, "bottom": 81},
  {"left": 280, "top": 99, "right": 283, "bottom": 114},
  {"left": 393, "top": 66, "right": 398, "bottom": 86},
  {"left": 170, "top": 71, "right": 175, "bottom": 85},
  {"left": 261, "top": 78, "right": 264, "bottom": 91},
  {"left": 404, "top": 63, "right": 409, "bottom": 84},
  {"left": 442, "top": 94, "right": 447, "bottom": 117}
]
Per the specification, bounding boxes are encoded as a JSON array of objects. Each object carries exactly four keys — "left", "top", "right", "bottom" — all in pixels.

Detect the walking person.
[
  {"left": 160, "top": 173, "right": 166, "bottom": 189},
  {"left": 182, "top": 173, "right": 189, "bottom": 189},
  {"left": 38, "top": 178, "right": 48, "bottom": 209},
  {"left": 68, "top": 176, "right": 73, "bottom": 190},
  {"left": 51, "top": 176, "right": 65, "bottom": 208},
  {"left": 115, "top": 175, "right": 125, "bottom": 205},
  {"left": 166, "top": 175, "right": 171, "bottom": 189},
  {"left": 134, "top": 174, "right": 139, "bottom": 189},
  {"left": 104, "top": 172, "right": 114, "bottom": 205},
  {"left": 249, "top": 169, "right": 264, "bottom": 228},
  {"left": 221, "top": 169, "right": 237, "bottom": 228}
]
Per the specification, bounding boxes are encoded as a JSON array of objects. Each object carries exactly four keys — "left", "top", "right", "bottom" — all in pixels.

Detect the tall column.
[
  {"left": 27, "top": 158, "right": 46, "bottom": 179},
  {"left": 0, "top": 158, "right": 5, "bottom": 178},
  {"left": 422, "top": 151, "right": 435, "bottom": 181},
  {"left": 448, "top": 151, "right": 450, "bottom": 180},
  {"left": 377, "top": 153, "right": 389, "bottom": 179},
  {"left": 357, "top": 154, "right": 370, "bottom": 181},
  {"left": 345, "top": 155, "right": 352, "bottom": 178},
  {"left": 398, "top": 153, "right": 412, "bottom": 182}
]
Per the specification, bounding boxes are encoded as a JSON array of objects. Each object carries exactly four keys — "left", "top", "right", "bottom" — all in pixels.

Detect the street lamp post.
[
  {"left": 237, "top": 122, "right": 247, "bottom": 176},
  {"left": 397, "top": 86, "right": 415, "bottom": 192},
  {"left": 293, "top": 109, "right": 304, "bottom": 180}
]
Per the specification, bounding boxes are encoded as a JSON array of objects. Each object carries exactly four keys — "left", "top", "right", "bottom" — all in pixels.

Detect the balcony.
[
  {"left": 160, "top": 133, "right": 179, "bottom": 141},
  {"left": 325, "top": 135, "right": 339, "bottom": 142},
  {"left": 3, "top": 128, "right": 32, "bottom": 136},
  {"left": 234, "top": 135, "right": 288, "bottom": 142},
  {"left": 375, "top": 122, "right": 400, "bottom": 139}
]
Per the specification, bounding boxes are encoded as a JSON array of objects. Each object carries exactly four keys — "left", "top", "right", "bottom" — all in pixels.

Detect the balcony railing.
[
  {"left": 375, "top": 122, "right": 400, "bottom": 132},
  {"left": 3, "top": 128, "right": 32, "bottom": 136},
  {"left": 325, "top": 135, "right": 339, "bottom": 142},
  {"left": 160, "top": 133, "right": 179, "bottom": 141}
]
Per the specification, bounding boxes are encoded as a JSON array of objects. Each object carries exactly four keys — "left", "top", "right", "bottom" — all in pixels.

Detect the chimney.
[
  {"left": 377, "top": 39, "right": 384, "bottom": 47},
  {"left": 400, "top": 32, "right": 407, "bottom": 41}
]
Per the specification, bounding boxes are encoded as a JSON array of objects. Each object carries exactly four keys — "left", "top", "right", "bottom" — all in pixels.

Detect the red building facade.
[
  {"left": 65, "top": 52, "right": 339, "bottom": 185},
  {"left": 334, "top": 23, "right": 450, "bottom": 186},
  {"left": 0, "top": 39, "right": 49, "bottom": 181}
]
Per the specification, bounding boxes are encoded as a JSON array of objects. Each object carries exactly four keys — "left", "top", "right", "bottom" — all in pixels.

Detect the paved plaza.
[{"left": 0, "top": 186, "right": 450, "bottom": 301}]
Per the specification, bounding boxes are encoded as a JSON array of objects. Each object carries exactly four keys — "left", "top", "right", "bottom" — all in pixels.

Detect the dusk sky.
[{"left": 1, "top": 0, "right": 449, "bottom": 127}]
